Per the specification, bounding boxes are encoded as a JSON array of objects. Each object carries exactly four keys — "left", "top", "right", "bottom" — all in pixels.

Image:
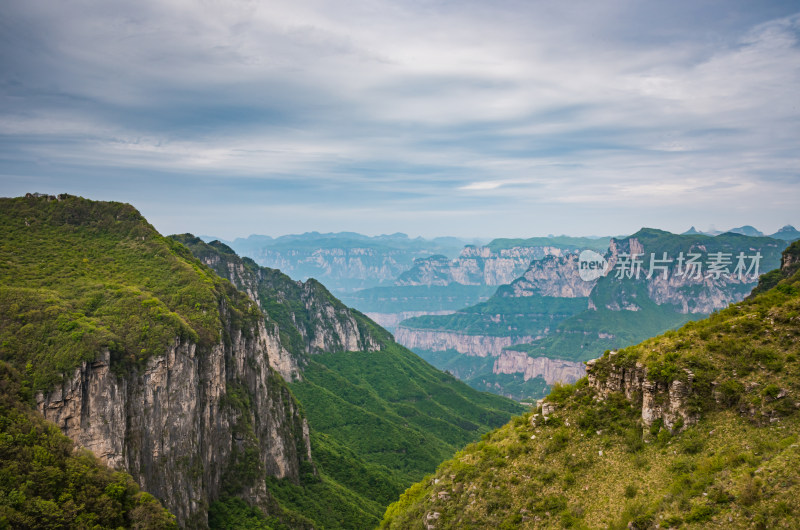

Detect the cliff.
[
  {"left": 395, "top": 245, "right": 566, "bottom": 287},
  {"left": 493, "top": 350, "right": 586, "bottom": 386},
  {"left": 585, "top": 352, "right": 697, "bottom": 431},
  {"left": 226, "top": 232, "right": 467, "bottom": 294},
  {"left": 37, "top": 322, "right": 311, "bottom": 527},
  {"left": 0, "top": 195, "right": 312, "bottom": 528},
  {"left": 171, "top": 234, "right": 526, "bottom": 528},
  {"left": 500, "top": 253, "right": 595, "bottom": 298},
  {"left": 0, "top": 360, "right": 177, "bottom": 527},
  {"left": 395, "top": 327, "right": 538, "bottom": 357},
  {"left": 381, "top": 240, "right": 800, "bottom": 529},
  {"left": 173, "top": 235, "right": 383, "bottom": 381}
]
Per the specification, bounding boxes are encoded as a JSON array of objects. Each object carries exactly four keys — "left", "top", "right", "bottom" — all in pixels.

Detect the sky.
[{"left": 1, "top": 0, "right": 799, "bottom": 240}]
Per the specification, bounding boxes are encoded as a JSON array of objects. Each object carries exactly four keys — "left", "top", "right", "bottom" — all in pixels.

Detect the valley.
[{"left": 1, "top": 194, "right": 797, "bottom": 529}]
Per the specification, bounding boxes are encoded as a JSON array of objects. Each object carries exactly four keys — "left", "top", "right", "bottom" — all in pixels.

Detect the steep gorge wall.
[
  {"left": 396, "top": 245, "right": 568, "bottom": 287},
  {"left": 493, "top": 350, "right": 586, "bottom": 385},
  {"left": 394, "top": 328, "right": 536, "bottom": 357},
  {"left": 37, "top": 310, "right": 312, "bottom": 528}
]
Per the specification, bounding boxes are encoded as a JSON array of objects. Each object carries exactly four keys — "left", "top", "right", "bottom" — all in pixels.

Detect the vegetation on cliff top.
[
  {"left": 0, "top": 194, "right": 260, "bottom": 393},
  {"left": 382, "top": 241, "right": 800, "bottom": 529}
]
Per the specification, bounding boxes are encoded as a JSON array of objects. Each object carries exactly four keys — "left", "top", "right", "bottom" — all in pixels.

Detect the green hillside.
[
  {"left": 340, "top": 284, "right": 497, "bottom": 314},
  {"left": 0, "top": 194, "right": 259, "bottom": 394},
  {"left": 400, "top": 296, "right": 587, "bottom": 337},
  {"left": 173, "top": 236, "right": 527, "bottom": 529},
  {"left": 382, "top": 241, "right": 800, "bottom": 529}
]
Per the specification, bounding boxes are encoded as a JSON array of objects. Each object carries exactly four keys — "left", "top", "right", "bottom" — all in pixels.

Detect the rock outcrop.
[
  {"left": 176, "top": 236, "right": 384, "bottom": 381},
  {"left": 37, "top": 313, "right": 312, "bottom": 528},
  {"left": 501, "top": 253, "right": 595, "bottom": 298},
  {"left": 585, "top": 352, "right": 697, "bottom": 431},
  {"left": 493, "top": 351, "right": 586, "bottom": 385},
  {"left": 396, "top": 245, "right": 568, "bottom": 287},
  {"left": 394, "top": 328, "right": 538, "bottom": 357}
]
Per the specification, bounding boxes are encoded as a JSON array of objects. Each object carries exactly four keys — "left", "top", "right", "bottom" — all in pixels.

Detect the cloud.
[{"left": 0, "top": 0, "right": 798, "bottom": 238}]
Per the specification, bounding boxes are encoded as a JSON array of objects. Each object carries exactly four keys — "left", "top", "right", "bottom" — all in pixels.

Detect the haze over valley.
[{"left": 2, "top": 0, "right": 800, "bottom": 528}]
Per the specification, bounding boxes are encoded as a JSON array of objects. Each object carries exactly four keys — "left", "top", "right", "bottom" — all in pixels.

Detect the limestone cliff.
[
  {"left": 493, "top": 350, "right": 586, "bottom": 386},
  {"left": 173, "top": 235, "right": 383, "bottom": 382},
  {"left": 394, "top": 328, "right": 538, "bottom": 357},
  {"left": 500, "top": 253, "right": 595, "bottom": 298},
  {"left": 396, "top": 246, "right": 568, "bottom": 287},
  {"left": 585, "top": 352, "right": 697, "bottom": 431},
  {"left": 37, "top": 317, "right": 312, "bottom": 527}
]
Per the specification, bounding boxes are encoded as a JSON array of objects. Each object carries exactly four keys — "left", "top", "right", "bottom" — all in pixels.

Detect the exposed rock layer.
[
  {"left": 585, "top": 353, "right": 697, "bottom": 431},
  {"left": 38, "top": 316, "right": 312, "bottom": 528},
  {"left": 493, "top": 351, "right": 586, "bottom": 385}
]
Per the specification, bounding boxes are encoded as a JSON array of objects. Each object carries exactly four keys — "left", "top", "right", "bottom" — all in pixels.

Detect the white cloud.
[{"left": 0, "top": 0, "right": 798, "bottom": 237}]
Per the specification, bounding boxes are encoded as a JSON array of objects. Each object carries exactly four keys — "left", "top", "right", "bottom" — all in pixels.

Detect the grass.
[
  {"left": 381, "top": 241, "right": 800, "bottom": 529},
  {"left": 0, "top": 195, "right": 259, "bottom": 393}
]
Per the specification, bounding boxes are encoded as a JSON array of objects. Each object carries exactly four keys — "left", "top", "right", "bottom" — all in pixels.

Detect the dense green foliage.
[
  {"left": 293, "top": 343, "right": 523, "bottom": 478},
  {"left": 0, "top": 195, "right": 259, "bottom": 393},
  {"left": 400, "top": 296, "right": 587, "bottom": 337},
  {"left": 174, "top": 235, "right": 525, "bottom": 529},
  {"left": 510, "top": 293, "right": 704, "bottom": 362},
  {"left": 0, "top": 362, "right": 176, "bottom": 529},
  {"left": 381, "top": 242, "right": 800, "bottom": 529},
  {"left": 340, "top": 284, "right": 497, "bottom": 314}
]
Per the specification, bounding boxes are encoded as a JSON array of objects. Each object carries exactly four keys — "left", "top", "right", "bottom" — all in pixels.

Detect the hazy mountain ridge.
[
  {"left": 381, "top": 240, "right": 800, "bottom": 529},
  {"left": 217, "top": 232, "right": 474, "bottom": 294},
  {"left": 396, "top": 229, "right": 784, "bottom": 401}
]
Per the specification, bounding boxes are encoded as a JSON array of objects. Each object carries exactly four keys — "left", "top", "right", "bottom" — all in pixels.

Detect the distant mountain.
[
  {"left": 396, "top": 229, "right": 786, "bottom": 401},
  {"left": 382, "top": 240, "right": 800, "bottom": 529},
  {"left": 396, "top": 236, "right": 612, "bottom": 287},
  {"left": 683, "top": 224, "right": 799, "bottom": 240},
  {"left": 728, "top": 225, "right": 764, "bottom": 237},
  {"left": 769, "top": 224, "right": 800, "bottom": 241},
  {"left": 219, "top": 232, "right": 475, "bottom": 294}
]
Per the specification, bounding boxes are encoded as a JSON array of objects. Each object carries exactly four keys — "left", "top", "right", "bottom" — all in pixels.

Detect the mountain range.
[
  {"left": 382, "top": 239, "right": 800, "bottom": 529},
  {"left": 0, "top": 195, "right": 521, "bottom": 529}
]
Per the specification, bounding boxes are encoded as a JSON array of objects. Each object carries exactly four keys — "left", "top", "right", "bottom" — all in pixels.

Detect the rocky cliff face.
[
  {"left": 178, "top": 236, "right": 384, "bottom": 381},
  {"left": 501, "top": 253, "right": 595, "bottom": 298},
  {"left": 602, "top": 230, "right": 783, "bottom": 314},
  {"left": 396, "top": 245, "right": 568, "bottom": 287},
  {"left": 585, "top": 352, "right": 697, "bottom": 431},
  {"left": 37, "top": 309, "right": 312, "bottom": 528},
  {"left": 394, "top": 328, "right": 538, "bottom": 357},
  {"left": 493, "top": 351, "right": 586, "bottom": 385}
]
